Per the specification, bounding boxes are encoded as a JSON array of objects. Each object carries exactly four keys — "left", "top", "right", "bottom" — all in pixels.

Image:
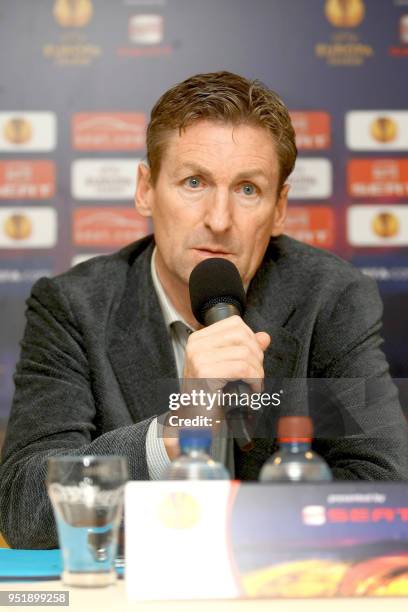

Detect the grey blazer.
[{"left": 1, "top": 234, "right": 407, "bottom": 549}]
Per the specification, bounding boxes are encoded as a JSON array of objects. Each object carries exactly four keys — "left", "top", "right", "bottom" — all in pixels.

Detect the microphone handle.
[
  {"left": 203, "top": 303, "right": 240, "bottom": 326},
  {"left": 204, "top": 303, "right": 255, "bottom": 452},
  {"left": 223, "top": 380, "right": 255, "bottom": 452}
]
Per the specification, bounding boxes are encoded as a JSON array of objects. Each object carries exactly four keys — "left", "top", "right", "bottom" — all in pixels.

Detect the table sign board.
[{"left": 125, "top": 481, "right": 408, "bottom": 601}]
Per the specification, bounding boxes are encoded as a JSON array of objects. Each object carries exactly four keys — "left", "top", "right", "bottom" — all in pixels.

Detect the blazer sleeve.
[
  {"left": 0, "top": 277, "right": 154, "bottom": 549},
  {"left": 310, "top": 273, "right": 408, "bottom": 481}
]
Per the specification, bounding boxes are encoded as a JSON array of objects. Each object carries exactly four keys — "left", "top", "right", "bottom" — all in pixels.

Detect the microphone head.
[{"left": 189, "top": 257, "right": 246, "bottom": 325}]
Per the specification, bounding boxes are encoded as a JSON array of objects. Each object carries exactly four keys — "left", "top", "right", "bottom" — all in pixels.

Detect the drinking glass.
[{"left": 47, "top": 455, "right": 128, "bottom": 587}]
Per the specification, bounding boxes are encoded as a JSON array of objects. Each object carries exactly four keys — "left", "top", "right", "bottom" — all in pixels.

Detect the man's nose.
[{"left": 203, "top": 188, "right": 233, "bottom": 233}]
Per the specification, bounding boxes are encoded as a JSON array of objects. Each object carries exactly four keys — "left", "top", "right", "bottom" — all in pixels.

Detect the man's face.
[{"left": 136, "top": 120, "right": 289, "bottom": 294}]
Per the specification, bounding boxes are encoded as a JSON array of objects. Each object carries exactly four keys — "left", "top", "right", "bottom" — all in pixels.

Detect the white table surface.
[{"left": 1, "top": 580, "right": 408, "bottom": 612}]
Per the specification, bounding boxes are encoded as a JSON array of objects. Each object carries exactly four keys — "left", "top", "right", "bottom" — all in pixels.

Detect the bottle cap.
[
  {"left": 178, "top": 427, "right": 212, "bottom": 452},
  {"left": 277, "top": 416, "right": 313, "bottom": 443}
]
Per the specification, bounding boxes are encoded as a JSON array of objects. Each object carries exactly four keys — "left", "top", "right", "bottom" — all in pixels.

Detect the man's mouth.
[{"left": 193, "top": 247, "right": 231, "bottom": 256}]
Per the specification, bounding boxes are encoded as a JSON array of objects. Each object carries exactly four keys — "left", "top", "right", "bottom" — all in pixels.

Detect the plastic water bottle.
[
  {"left": 259, "top": 416, "right": 332, "bottom": 482},
  {"left": 164, "top": 428, "right": 230, "bottom": 480}
]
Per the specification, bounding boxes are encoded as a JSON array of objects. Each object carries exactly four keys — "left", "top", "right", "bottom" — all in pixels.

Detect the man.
[{"left": 1, "top": 71, "right": 407, "bottom": 549}]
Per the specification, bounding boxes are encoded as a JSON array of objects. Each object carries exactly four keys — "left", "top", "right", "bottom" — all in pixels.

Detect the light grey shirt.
[{"left": 145, "top": 247, "right": 234, "bottom": 479}]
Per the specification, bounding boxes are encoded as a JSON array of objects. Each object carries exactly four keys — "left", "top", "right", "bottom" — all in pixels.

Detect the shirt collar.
[{"left": 150, "top": 246, "right": 194, "bottom": 332}]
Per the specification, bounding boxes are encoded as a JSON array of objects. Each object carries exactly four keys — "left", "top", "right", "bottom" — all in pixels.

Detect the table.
[{"left": 1, "top": 580, "right": 408, "bottom": 612}]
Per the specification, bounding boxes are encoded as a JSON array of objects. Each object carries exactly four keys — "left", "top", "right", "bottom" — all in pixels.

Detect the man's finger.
[{"left": 255, "top": 331, "right": 271, "bottom": 351}]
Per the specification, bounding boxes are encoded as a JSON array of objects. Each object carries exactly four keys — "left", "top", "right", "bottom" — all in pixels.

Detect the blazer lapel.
[
  {"left": 244, "top": 245, "right": 300, "bottom": 381},
  {"left": 237, "top": 245, "right": 301, "bottom": 479},
  {"left": 107, "top": 240, "right": 178, "bottom": 423}
]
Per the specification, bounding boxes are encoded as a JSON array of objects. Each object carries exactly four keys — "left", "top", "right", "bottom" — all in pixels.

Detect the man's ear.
[
  {"left": 135, "top": 162, "right": 154, "bottom": 217},
  {"left": 270, "top": 183, "right": 289, "bottom": 237}
]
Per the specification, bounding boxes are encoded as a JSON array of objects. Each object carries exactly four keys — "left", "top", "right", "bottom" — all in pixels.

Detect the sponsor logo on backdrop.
[
  {"left": 348, "top": 159, "right": 408, "bottom": 197},
  {"left": 347, "top": 205, "right": 408, "bottom": 246},
  {"left": 73, "top": 208, "right": 149, "bottom": 247},
  {"left": 289, "top": 112, "right": 331, "bottom": 150},
  {"left": 72, "top": 159, "right": 139, "bottom": 199},
  {"left": 401, "top": 14, "right": 408, "bottom": 42},
  {"left": 72, "top": 113, "right": 146, "bottom": 150},
  {"left": 316, "top": 0, "right": 373, "bottom": 66},
  {"left": 285, "top": 207, "right": 335, "bottom": 249},
  {"left": 0, "top": 161, "right": 56, "bottom": 199},
  {"left": 53, "top": 0, "right": 93, "bottom": 27},
  {"left": 315, "top": 33, "right": 373, "bottom": 66},
  {"left": 346, "top": 112, "right": 408, "bottom": 150},
  {"left": 117, "top": 13, "right": 172, "bottom": 57},
  {"left": 389, "top": 14, "right": 408, "bottom": 56},
  {"left": 43, "top": 36, "right": 101, "bottom": 66},
  {"left": 4, "top": 214, "right": 33, "bottom": 241},
  {"left": 325, "top": 0, "right": 365, "bottom": 28},
  {"left": 3, "top": 118, "right": 32, "bottom": 145},
  {"left": 129, "top": 14, "right": 163, "bottom": 44},
  {"left": 44, "top": 0, "right": 100, "bottom": 65},
  {"left": 0, "top": 208, "right": 57, "bottom": 248},
  {"left": 302, "top": 504, "right": 408, "bottom": 525},
  {"left": 0, "top": 113, "right": 56, "bottom": 152},
  {"left": 370, "top": 117, "right": 398, "bottom": 143},
  {"left": 287, "top": 159, "right": 332, "bottom": 199},
  {"left": 358, "top": 266, "right": 408, "bottom": 282},
  {"left": 372, "top": 212, "right": 400, "bottom": 238},
  {"left": 0, "top": 266, "right": 53, "bottom": 284},
  {"left": 302, "top": 506, "right": 327, "bottom": 526}
]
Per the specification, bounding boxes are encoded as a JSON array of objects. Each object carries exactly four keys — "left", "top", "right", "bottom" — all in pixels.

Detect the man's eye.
[
  {"left": 240, "top": 183, "right": 257, "bottom": 196},
  {"left": 185, "top": 176, "right": 202, "bottom": 188}
]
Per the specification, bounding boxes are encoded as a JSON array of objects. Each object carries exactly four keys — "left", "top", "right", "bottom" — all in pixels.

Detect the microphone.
[{"left": 189, "top": 257, "right": 254, "bottom": 452}]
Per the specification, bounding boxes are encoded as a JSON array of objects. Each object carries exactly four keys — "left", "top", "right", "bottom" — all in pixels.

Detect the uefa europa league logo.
[
  {"left": 325, "top": 0, "right": 365, "bottom": 28},
  {"left": 53, "top": 0, "right": 93, "bottom": 28}
]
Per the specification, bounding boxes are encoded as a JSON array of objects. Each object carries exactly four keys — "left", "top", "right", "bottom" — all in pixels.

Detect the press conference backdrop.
[{"left": 0, "top": 0, "right": 407, "bottom": 444}]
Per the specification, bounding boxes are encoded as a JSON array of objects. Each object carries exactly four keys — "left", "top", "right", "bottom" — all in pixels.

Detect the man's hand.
[
  {"left": 183, "top": 315, "right": 271, "bottom": 391},
  {"left": 163, "top": 316, "right": 271, "bottom": 460}
]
